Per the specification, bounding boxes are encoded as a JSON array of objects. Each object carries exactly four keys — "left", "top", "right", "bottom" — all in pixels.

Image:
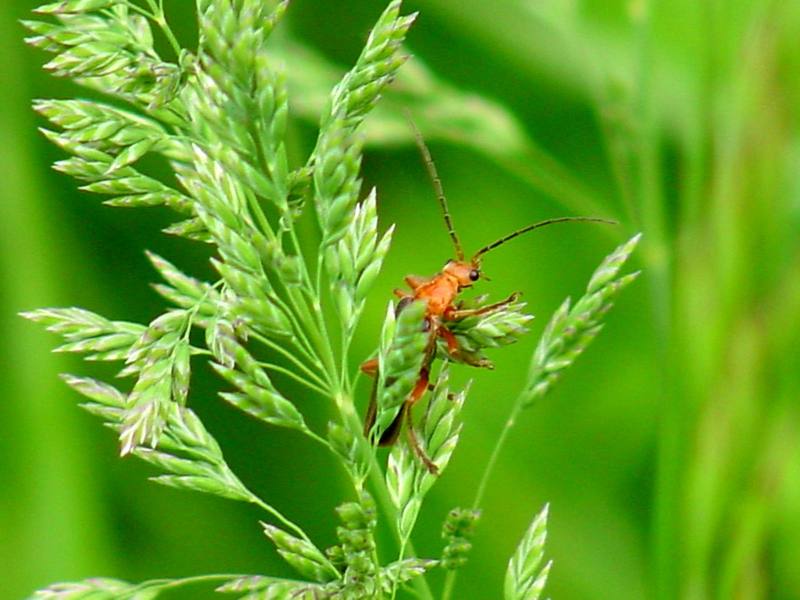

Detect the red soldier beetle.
[{"left": 362, "top": 122, "right": 615, "bottom": 474}]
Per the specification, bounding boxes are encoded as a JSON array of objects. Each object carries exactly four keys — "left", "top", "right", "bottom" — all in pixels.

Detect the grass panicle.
[
  {"left": 312, "top": 0, "right": 414, "bottom": 247},
  {"left": 22, "top": 0, "right": 639, "bottom": 598},
  {"left": 135, "top": 404, "right": 254, "bottom": 505},
  {"left": 32, "top": 577, "right": 147, "bottom": 599},
  {"left": 442, "top": 235, "right": 639, "bottom": 600}
]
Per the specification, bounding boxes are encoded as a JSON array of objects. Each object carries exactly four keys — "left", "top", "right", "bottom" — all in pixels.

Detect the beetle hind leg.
[{"left": 405, "top": 403, "right": 439, "bottom": 475}]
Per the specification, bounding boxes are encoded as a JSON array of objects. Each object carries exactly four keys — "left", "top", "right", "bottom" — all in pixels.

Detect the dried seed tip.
[{"left": 119, "top": 400, "right": 162, "bottom": 455}]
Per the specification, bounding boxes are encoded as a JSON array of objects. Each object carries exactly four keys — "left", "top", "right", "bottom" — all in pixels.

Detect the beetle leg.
[
  {"left": 363, "top": 376, "right": 379, "bottom": 439},
  {"left": 360, "top": 357, "right": 379, "bottom": 377},
  {"left": 404, "top": 274, "right": 431, "bottom": 290},
  {"left": 406, "top": 402, "right": 439, "bottom": 475},
  {"left": 438, "top": 326, "right": 460, "bottom": 354},
  {"left": 405, "top": 361, "right": 439, "bottom": 473},
  {"left": 375, "top": 400, "right": 405, "bottom": 446},
  {"left": 445, "top": 292, "right": 520, "bottom": 320},
  {"left": 368, "top": 363, "right": 431, "bottom": 446},
  {"left": 408, "top": 366, "right": 430, "bottom": 405},
  {"left": 438, "top": 325, "right": 494, "bottom": 369}
]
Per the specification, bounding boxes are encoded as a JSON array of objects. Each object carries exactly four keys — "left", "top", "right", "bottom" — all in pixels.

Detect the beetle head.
[{"left": 443, "top": 259, "right": 481, "bottom": 289}]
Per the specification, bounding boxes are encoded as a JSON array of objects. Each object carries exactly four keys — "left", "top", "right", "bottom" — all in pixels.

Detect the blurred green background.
[{"left": 2, "top": 0, "right": 800, "bottom": 598}]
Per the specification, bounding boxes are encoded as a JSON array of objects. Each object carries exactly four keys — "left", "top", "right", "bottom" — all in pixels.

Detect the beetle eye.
[{"left": 469, "top": 269, "right": 480, "bottom": 282}]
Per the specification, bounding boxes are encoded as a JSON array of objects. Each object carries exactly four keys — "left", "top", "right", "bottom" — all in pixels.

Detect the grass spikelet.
[
  {"left": 523, "top": 233, "right": 641, "bottom": 407},
  {"left": 504, "top": 504, "right": 551, "bottom": 600},
  {"left": 371, "top": 300, "right": 428, "bottom": 440}
]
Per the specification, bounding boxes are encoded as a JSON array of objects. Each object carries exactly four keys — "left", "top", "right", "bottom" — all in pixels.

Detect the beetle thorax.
[
  {"left": 413, "top": 273, "right": 459, "bottom": 316},
  {"left": 412, "top": 260, "right": 478, "bottom": 316}
]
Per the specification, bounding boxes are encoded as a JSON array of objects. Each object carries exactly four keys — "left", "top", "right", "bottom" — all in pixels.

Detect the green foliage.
[
  {"left": 20, "top": 0, "right": 639, "bottom": 598},
  {"left": 504, "top": 505, "right": 551, "bottom": 600}
]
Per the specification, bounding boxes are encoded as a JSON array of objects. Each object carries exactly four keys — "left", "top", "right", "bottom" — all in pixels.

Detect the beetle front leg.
[{"left": 444, "top": 292, "right": 520, "bottom": 320}]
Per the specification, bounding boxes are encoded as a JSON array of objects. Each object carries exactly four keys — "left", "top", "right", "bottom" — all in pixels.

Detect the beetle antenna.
[
  {"left": 407, "top": 116, "right": 464, "bottom": 260},
  {"left": 472, "top": 217, "right": 617, "bottom": 260}
]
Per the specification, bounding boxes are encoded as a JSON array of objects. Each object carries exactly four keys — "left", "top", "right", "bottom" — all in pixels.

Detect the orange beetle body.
[{"left": 399, "top": 260, "right": 478, "bottom": 318}]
